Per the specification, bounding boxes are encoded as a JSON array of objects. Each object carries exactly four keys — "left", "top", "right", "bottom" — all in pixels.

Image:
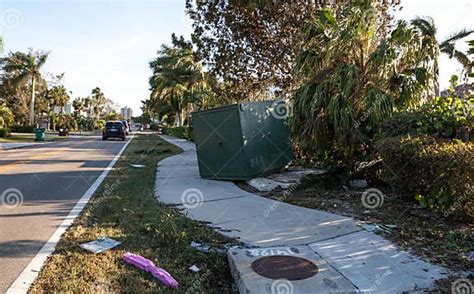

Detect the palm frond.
[
  {"left": 440, "top": 29, "right": 474, "bottom": 47},
  {"left": 453, "top": 50, "right": 472, "bottom": 73},
  {"left": 411, "top": 16, "right": 436, "bottom": 37}
]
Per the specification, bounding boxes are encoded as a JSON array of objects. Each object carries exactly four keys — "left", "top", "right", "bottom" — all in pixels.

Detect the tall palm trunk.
[
  {"left": 434, "top": 49, "right": 440, "bottom": 96},
  {"left": 175, "top": 111, "right": 182, "bottom": 126},
  {"left": 29, "top": 75, "right": 36, "bottom": 125}
]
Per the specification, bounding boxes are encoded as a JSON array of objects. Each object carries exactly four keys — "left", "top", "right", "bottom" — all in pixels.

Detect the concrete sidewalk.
[{"left": 155, "top": 135, "right": 448, "bottom": 293}]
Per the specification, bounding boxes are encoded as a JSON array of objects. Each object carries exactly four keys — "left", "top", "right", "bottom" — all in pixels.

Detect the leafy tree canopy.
[
  {"left": 148, "top": 34, "right": 209, "bottom": 126},
  {"left": 186, "top": 0, "right": 399, "bottom": 101}
]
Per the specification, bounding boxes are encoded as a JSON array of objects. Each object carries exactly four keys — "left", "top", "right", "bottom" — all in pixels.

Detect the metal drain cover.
[{"left": 250, "top": 256, "right": 319, "bottom": 280}]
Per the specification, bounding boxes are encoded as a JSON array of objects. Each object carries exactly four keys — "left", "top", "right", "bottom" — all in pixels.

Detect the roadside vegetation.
[
  {"left": 0, "top": 50, "right": 127, "bottom": 140},
  {"left": 145, "top": 0, "right": 472, "bottom": 287},
  {"left": 157, "top": 0, "right": 473, "bottom": 222},
  {"left": 31, "top": 134, "right": 236, "bottom": 293},
  {"left": 0, "top": 132, "right": 69, "bottom": 143},
  {"left": 288, "top": 2, "right": 473, "bottom": 220}
]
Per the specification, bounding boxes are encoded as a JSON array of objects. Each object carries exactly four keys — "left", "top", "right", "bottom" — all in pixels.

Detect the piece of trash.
[
  {"left": 359, "top": 223, "right": 397, "bottom": 235},
  {"left": 383, "top": 224, "right": 398, "bottom": 229},
  {"left": 247, "top": 178, "right": 292, "bottom": 192},
  {"left": 188, "top": 265, "right": 200, "bottom": 273},
  {"left": 268, "top": 168, "right": 326, "bottom": 184},
  {"left": 467, "top": 251, "right": 474, "bottom": 262},
  {"left": 80, "top": 237, "right": 121, "bottom": 253},
  {"left": 360, "top": 223, "right": 381, "bottom": 233},
  {"left": 130, "top": 164, "right": 145, "bottom": 168},
  {"left": 190, "top": 241, "right": 225, "bottom": 253},
  {"left": 349, "top": 179, "right": 368, "bottom": 188},
  {"left": 223, "top": 244, "right": 242, "bottom": 251},
  {"left": 123, "top": 252, "right": 179, "bottom": 289}
]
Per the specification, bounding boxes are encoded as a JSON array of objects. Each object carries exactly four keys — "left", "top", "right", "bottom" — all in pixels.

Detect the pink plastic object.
[{"left": 123, "top": 252, "right": 179, "bottom": 289}]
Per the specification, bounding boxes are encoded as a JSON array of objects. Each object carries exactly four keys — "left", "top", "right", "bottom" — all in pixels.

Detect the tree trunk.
[
  {"left": 29, "top": 76, "right": 36, "bottom": 126},
  {"left": 434, "top": 57, "right": 440, "bottom": 97},
  {"left": 182, "top": 108, "right": 187, "bottom": 126},
  {"left": 175, "top": 111, "right": 182, "bottom": 127}
]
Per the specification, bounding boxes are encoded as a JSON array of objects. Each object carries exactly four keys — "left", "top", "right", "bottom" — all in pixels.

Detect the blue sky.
[
  {"left": 2, "top": 0, "right": 193, "bottom": 115},
  {"left": 1, "top": 1, "right": 473, "bottom": 115}
]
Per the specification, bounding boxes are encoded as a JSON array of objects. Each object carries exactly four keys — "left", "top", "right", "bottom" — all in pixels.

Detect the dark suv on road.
[{"left": 103, "top": 121, "right": 126, "bottom": 141}]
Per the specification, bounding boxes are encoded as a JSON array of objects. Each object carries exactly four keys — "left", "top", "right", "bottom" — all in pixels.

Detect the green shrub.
[
  {"left": 94, "top": 119, "right": 105, "bottom": 130},
  {"left": 379, "top": 74, "right": 473, "bottom": 140},
  {"left": 57, "top": 114, "right": 78, "bottom": 131},
  {"left": 10, "top": 125, "right": 35, "bottom": 133},
  {"left": 161, "top": 126, "right": 192, "bottom": 140},
  {"left": 380, "top": 95, "right": 473, "bottom": 139},
  {"left": 378, "top": 135, "right": 473, "bottom": 219},
  {"left": 0, "top": 128, "right": 10, "bottom": 138},
  {"left": 378, "top": 110, "right": 425, "bottom": 137}
]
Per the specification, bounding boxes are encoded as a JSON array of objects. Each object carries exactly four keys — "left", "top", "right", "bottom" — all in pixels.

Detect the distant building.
[
  {"left": 121, "top": 107, "right": 133, "bottom": 120},
  {"left": 53, "top": 102, "right": 73, "bottom": 115},
  {"left": 440, "top": 83, "right": 473, "bottom": 98}
]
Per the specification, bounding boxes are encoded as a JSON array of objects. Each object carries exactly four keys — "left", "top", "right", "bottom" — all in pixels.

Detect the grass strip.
[
  {"left": 31, "top": 134, "right": 235, "bottom": 293},
  {"left": 0, "top": 133, "right": 69, "bottom": 143}
]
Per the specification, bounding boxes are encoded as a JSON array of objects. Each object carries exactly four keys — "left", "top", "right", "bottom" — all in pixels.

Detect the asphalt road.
[{"left": 0, "top": 135, "right": 129, "bottom": 292}]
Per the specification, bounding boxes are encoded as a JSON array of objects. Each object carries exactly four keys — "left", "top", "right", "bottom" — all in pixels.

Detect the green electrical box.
[{"left": 192, "top": 100, "right": 293, "bottom": 180}]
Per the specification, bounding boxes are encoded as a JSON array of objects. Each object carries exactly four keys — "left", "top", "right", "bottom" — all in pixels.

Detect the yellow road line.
[
  {"left": 0, "top": 149, "right": 66, "bottom": 173},
  {"left": 0, "top": 138, "right": 104, "bottom": 173}
]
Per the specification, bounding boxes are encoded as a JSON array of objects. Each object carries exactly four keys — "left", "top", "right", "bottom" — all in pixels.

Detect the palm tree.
[
  {"left": 47, "top": 85, "right": 70, "bottom": 114},
  {"left": 292, "top": 1, "right": 437, "bottom": 171},
  {"left": 46, "top": 85, "right": 70, "bottom": 130},
  {"left": 82, "top": 97, "right": 92, "bottom": 117},
  {"left": 149, "top": 34, "right": 208, "bottom": 126},
  {"left": 1, "top": 50, "right": 49, "bottom": 125},
  {"left": 0, "top": 103, "right": 14, "bottom": 129},
  {"left": 439, "top": 30, "right": 473, "bottom": 74},
  {"left": 411, "top": 17, "right": 473, "bottom": 89},
  {"left": 91, "top": 87, "right": 106, "bottom": 120},
  {"left": 468, "top": 39, "right": 474, "bottom": 78},
  {"left": 72, "top": 97, "right": 84, "bottom": 117}
]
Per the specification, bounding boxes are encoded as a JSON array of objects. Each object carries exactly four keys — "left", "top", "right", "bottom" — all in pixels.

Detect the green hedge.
[
  {"left": 150, "top": 124, "right": 160, "bottom": 131},
  {"left": 378, "top": 136, "right": 473, "bottom": 220},
  {"left": 161, "top": 126, "right": 192, "bottom": 141},
  {"left": 0, "top": 128, "right": 10, "bottom": 138},
  {"left": 379, "top": 96, "right": 473, "bottom": 140},
  {"left": 378, "top": 111, "right": 424, "bottom": 137},
  {"left": 11, "top": 125, "right": 35, "bottom": 133}
]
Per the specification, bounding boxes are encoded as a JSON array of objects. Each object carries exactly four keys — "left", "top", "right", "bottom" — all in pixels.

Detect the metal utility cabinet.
[{"left": 192, "top": 101, "right": 293, "bottom": 180}]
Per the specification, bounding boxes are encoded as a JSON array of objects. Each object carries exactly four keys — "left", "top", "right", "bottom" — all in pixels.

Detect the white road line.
[{"left": 6, "top": 137, "right": 133, "bottom": 294}]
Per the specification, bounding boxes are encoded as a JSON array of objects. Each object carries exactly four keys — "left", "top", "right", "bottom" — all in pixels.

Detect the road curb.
[{"left": 0, "top": 142, "right": 51, "bottom": 150}]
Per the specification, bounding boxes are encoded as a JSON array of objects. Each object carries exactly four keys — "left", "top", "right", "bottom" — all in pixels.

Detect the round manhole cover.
[{"left": 250, "top": 256, "right": 318, "bottom": 280}]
